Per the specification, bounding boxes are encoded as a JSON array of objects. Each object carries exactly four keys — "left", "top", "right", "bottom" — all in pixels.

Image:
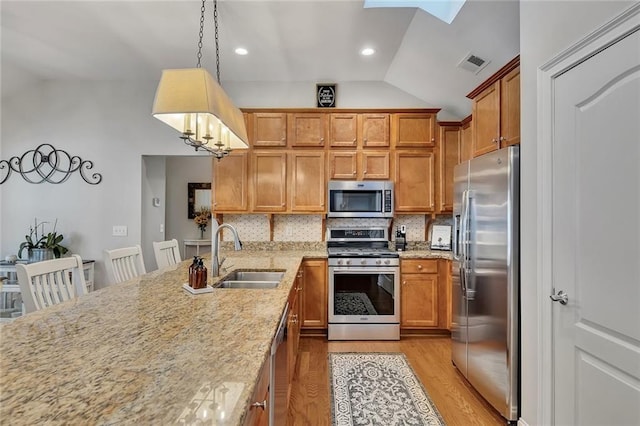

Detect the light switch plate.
[{"left": 112, "top": 225, "right": 128, "bottom": 237}]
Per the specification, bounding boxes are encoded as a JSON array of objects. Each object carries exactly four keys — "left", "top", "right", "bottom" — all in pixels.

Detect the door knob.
[{"left": 550, "top": 290, "right": 568, "bottom": 305}]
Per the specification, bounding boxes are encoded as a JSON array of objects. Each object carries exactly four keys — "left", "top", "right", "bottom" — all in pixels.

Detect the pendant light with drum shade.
[{"left": 152, "top": 0, "right": 248, "bottom": 159}]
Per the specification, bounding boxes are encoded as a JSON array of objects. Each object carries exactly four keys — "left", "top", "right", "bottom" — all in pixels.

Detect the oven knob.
[
  {"left": 376, "top": 260, "right": 382, "bottom": 265},
  {"left": 384, "top": 259, "right": 390, "bottom": 265},
  {"left": 361, "top": 260, "right": 367, "bottom": 265},
  {"left": 346, "top": 260, "right": 352, "bottom": 265},
  {"left": 337, "top": 260, "right": 343, "bottom": 265}
]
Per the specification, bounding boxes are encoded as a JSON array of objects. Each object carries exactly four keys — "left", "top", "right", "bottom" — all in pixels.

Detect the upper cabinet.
[
  {"left": 289, "top": 151, "right": 326, "bottom": 212},
  {"left": 329, "top": 113, "right": 390, "bottom": 148},
  {"left": 213, "top": 150, "right": 249, "bottom": 212},
  {"left": 392, "top": 113, "right": 437, "bottom": 148},
  {"left": 252, "top": 151, "right": 287, "bottom": 211},
  {"left": 361, "top": 114, "right": 390, "bottom": 148},
  {"left": 459, "top": 115, "right": 473, "bottom": 164},
  {"left": 394, "top": 151, "right": 435, "bottom": 212},
  {"left": 467, "top": 56, "right": 520, "bottom": 157},
  {"left": 437, "top": 122, "right": 461, "bottom": 213},
  {"left": 288, "top": 113, "right": 327, "bottom": 147},
  {"left": 252, "top": 112, "right": 287, "bottom": 147}
]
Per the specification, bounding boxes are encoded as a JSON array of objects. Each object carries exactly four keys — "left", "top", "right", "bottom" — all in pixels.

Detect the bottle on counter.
[
  {"left": 194, "top": 258, "right": 208, "bottom": 289},
  {"left": 188, "top": 256, "right": 199, "bottom": 288}
]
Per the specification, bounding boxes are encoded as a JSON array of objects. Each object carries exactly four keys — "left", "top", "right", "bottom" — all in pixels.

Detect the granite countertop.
[
  {"left": 398, "top": 249, "right": 453, "bottom": 260},
  {"left": 0, "top": 249, "right": 324, "bottom": 425}
]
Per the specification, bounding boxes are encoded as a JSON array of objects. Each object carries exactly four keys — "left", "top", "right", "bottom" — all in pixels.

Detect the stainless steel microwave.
[{"left": 327, "top": 180, "right": 394, "bottom": 218}]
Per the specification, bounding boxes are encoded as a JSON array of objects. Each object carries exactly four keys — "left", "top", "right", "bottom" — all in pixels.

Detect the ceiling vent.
[{"left": 457, "top": 52, "right": 490, "bottom": 74}]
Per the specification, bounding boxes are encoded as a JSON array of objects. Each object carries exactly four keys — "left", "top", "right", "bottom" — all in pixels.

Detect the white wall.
[
  {"left": 519, "top": 1, "right": 635, "bottom": 424},
  {"left": 0, "top": 79, "right": 428, "bottom": 286},
  {"left": 141, "top": 156, "right": 167, "bottom": 272},
  {"left": 165, "top": 156, "right": 212, "bottom": 260}
]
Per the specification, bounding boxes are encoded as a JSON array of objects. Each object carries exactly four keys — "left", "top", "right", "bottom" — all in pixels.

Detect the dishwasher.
[{"left": 270, "top": 302, "right": 289, "bottom": 426}]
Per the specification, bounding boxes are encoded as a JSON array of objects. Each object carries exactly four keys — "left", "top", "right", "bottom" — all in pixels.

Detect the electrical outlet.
[
  {"left": 112, "top": 225, "right": 128, "bottom": 237},
  {"left": 160, "top": 224, "right": 164, "bottom": 233},
  {"left": 285, "top": 226, "right": 293, "bottom": 237}
]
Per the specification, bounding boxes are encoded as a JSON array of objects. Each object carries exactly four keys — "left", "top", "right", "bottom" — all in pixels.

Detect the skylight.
[{"left": 364, "top": 0, "right": 466, "bottom": 24}]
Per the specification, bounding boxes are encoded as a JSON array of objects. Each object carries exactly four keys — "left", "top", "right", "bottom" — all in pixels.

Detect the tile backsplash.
[{"left": 217, "top": 214, "right": 451, "bottom": 243}]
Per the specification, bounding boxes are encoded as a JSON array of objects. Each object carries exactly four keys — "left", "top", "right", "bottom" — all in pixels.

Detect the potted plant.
[{"left": 18, "top": 218, "right": 69, "bottom": 262}]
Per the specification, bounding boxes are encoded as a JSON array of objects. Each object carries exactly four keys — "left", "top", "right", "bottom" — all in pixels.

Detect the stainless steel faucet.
[{"left": 211, "top": 222, "right": 242, "bottom": 277}]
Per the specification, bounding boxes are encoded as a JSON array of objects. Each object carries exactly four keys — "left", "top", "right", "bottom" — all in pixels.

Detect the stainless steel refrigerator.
[{"left": 452, "top": 145, "right": 519, "bottom": 422}]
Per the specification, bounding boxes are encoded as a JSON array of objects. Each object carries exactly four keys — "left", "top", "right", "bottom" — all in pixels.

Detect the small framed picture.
[
  {"left": 430, "top": 225, "right": 452, "bottom": 250},
  {"left": 316, "top": 84, "right": 336, "bottom": 108}
]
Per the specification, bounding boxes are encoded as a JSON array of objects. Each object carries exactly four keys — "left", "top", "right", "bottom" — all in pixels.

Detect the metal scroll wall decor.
[{"left": 0, "top": 143, "right": 103, "bottom": 185}]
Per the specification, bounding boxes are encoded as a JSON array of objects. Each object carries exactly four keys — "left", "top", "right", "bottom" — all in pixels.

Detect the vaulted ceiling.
[{"left": 1, "top": 0, "right": 519, "bottom": 119}]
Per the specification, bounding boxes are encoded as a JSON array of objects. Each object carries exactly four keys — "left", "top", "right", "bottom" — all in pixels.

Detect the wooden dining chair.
[
  {"left": 103, "top": 245, "right": 146, "bottom": 284},
  {"left": 16, "top": 254, "right": 87, "bottom": 314},
  {"left": 153, "top": 239, "right": 182, "bottom": 269}
]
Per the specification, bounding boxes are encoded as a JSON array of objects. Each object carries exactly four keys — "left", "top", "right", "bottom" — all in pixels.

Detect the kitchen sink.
[
  {"left": 214, "top": 270, "right": 286, "bottom": 289},
  {"left": 221, "top": 270, "right": 285, "bottom": 282},
  {"left": 215, "top": 280, "right": 280, "bottom": 289}
]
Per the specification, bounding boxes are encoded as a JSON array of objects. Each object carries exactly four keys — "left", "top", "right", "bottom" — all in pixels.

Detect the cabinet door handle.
[
  {"left": 499, "top": 136, "right": 506, "bottom": 142},
  {"left": 352, "top": 171, "right": 356, "bottom": 175},
  {"left": 251, "top": 400, "right": 267, "bottom": 410},
  {"left": 353, "top": 138, "right": 357, "bottom": 143},
  {"left": 402, "top": 280, "right": 407, "bottom": 285},
  {"left": 363, "top": 170, "right": 367, "bottom": 174},
  {"left": 492, "top": 138, "right": 499, "bottom": 143}
]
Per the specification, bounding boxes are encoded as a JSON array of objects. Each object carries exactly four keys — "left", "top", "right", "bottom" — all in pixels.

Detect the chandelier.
[{"left": 152, "top": 0, "right": 248, "bottom": 160}]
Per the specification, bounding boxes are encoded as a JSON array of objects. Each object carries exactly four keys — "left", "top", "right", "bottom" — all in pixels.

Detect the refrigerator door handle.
[
  {"left": 462, "top": 190, "right": 474, "bottom": 301},
  {"left": 459, "top": 189, "right": 470, "bottom": 298},
  {"left": 453, "top": 213, "right": 461, "bottom": 260}
]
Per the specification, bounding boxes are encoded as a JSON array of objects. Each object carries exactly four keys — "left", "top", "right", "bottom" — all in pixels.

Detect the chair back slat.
[
  {"left": 16, "top": 255, "right": 87, "bottom": 314},
  {"left": 153, "top": 239, "right": 182, "bottom": 269},
  {"left": 104, "top": 245, "right": 146, "bottom": 284}
]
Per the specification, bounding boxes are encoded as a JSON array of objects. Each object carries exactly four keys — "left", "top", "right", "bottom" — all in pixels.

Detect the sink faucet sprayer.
[{"left": 212, "top": 221, "right": 242, "bottom": 277}]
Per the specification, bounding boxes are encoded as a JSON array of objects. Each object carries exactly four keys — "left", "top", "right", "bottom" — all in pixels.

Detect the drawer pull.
[
  {"left": 417, "top": 265, "right": 423, "bottom": 270},
  {"left": 251, "top": 400, "right": 267, "bottom": 410}
]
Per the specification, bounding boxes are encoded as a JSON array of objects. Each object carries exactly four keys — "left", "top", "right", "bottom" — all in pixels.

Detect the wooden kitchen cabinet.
[
  {"left": 288, "top": 113, "right": 327, "bottom": 147},
  {"left": 252, "top": 151, "right": 287, "bottom": 211},
  {"left": 329, "top": 113, "right": 389, "bottom": 148},
  {"left": 213, "top": 150, "right": 249, "bottom": 212},
  {"left": 401, "top": 259, "right": 439, "bottom": 328},
  {"left": 300, "top": 259, "right": 328, "bottom": 330},
  {"left": 243, "top": 357, "right": 270, "bottom": 426},
  {"left": 437, "top": 122, "right": 461, "bottom": 213},
  {"left": 394, "top": 151, "right": 435, "bottom": 212},
  {"left": 459, "top": 115, "right": 473, "bottom": 163},
  {"left": 361, "top": 113, "right": 390, "bottom": 147},
  {"left": 329, "top": 151, "right": 389, "bottom": 180},
  {"left": 252, "top": 112, "right": 287, "bottom": 147},
  {"left": 329, "top": 113, "right": 358, "bottom": 147},
  {"left": 289, "top": 152, "right": 325, "bottom": 212},
  {"left": 468, "top": 57, "right": 519, "bottom": 157},
  {"left": 400, "top": 259, "right": 451, "bottom": 331},
  {"left": 287, "top": 276, "right": 301, "bottom": 391},
  {"left": 392, "top": 112, "right": 437, "bottom": 148}
]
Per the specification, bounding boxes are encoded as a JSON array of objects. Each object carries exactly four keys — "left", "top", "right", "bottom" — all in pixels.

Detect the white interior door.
[{"left": 550, "top": 26, "right": 640, "bottom": 425}]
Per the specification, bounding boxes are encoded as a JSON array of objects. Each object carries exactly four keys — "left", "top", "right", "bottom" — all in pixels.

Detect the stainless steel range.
[{"left": 327, "top": 226, "right": 400, "bottom": 340}]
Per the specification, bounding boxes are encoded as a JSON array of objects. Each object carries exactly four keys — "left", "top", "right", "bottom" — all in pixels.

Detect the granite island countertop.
[{"left": 0, "top": 249, "right": 325, "bottom": 425}]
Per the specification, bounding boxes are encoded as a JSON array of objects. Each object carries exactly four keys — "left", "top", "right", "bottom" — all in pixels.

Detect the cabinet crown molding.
[{"left": 466, "top": 55, "right": 520, "bottom": 99}]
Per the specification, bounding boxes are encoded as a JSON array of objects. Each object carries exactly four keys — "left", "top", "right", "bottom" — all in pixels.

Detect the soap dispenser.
[{"left": 188, "top": 256, "right": 199, "bottom": 288}]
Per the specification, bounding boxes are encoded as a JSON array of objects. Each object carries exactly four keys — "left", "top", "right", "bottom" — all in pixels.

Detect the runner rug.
[{"left": 329, "top": 353, "right": 445, "bottom": 426}]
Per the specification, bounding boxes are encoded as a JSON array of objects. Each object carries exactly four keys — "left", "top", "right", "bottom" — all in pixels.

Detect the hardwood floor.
[{"left": 287, "top": 336, "right": 506, "bottom": 426}]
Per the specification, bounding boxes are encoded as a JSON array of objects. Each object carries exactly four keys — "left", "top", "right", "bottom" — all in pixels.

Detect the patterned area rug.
[
  {"left": 334, "top": 292, "right": 378, "bottom": 315},
  {"left": 329, "top": 353, "right": 445, "bottom": 426}
]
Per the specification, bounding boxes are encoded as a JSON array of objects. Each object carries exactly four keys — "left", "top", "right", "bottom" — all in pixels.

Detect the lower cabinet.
[
  {"left": 400, "top": 258, "right": 451, "bottom": 331},
  {"left": 286, "top": 268, "right": 302, "bottom": 407},
  {"left": 300, "top": 259, "right": 328, "bottom": 330},
  {"left": 243, "top": 357, "right": 270, "bottom": 426}
]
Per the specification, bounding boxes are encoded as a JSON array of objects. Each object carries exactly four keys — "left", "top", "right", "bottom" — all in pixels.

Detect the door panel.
[{"left": 551, "top": 28, "right": 640, "bottom": 425}]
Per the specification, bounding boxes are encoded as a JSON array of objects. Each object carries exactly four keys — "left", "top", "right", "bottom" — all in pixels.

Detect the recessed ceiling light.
[
  {"left": 235, "top": 47, "right": 248, "bottom": 55},
  {"left": 361, "top": 48, "right": 375, "bottom": 56}
]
